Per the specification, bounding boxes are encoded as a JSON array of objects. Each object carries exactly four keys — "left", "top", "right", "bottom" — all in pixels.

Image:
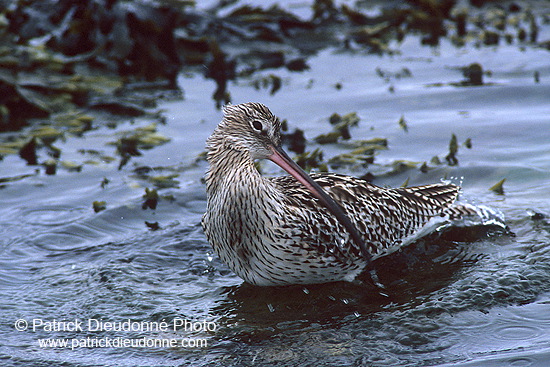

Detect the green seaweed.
[
  {"left": 445, "top": 133, "right": 459, "bottom": 166},
  {"left": 145, "top": 221, "right": 160, "bottom": 231},
  {"left": 315, "top": 131, "right": 341, "bottom": 144},
  {"left": 60, "top": 161, "right": 82, "bottom": 172},
  {"left": 430, "top": 156, "right": 442, "bottom": 165},
  {"left": 18, "top": 138, "right": 38, "bottom": 165},
  {"left": 251, "top": 74, "right": 282, "bottom": 95},
  {"left": 92, "top": 201, "right": 107, "bottom": 213},
  {"left": 419, "top": 162, "right": 429, "bottom": 173},
  {"left": 101, "top": 177, "right": 110, "bottom": 189},
  {"left": 294, "top": 149, "right": 326, "bottom": 173},
  {"left": 398, "top": 115, "right": 408, "bottom": 132},
  {"left": 489, "top": 178, "right": 506, "bottom": 195},
  {"left": 43, "top": 158, "right": 56, "bottom": 175},
  {"left": 315, "top": 112, "right": 360, "bottom": 144},
  {"left": 110, "top": 123, "right": 170, "bottom": 169},
  {"left": 142, "top": 188, "right": 159, "bottom": 210},
  {"left": 148, "top": 174, "right": 180, "bottom": 189},
  {"left": 385, "top": 160, "right": 420, "bottom": 176}
]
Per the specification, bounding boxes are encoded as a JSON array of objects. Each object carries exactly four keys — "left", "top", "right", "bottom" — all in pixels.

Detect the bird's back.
[{"left": 269, "top": 173, "right": 461, "bottom": 259}]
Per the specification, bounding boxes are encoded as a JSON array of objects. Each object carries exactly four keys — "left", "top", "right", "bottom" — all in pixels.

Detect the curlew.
[{"left": 202, "top": 102, "right": 472, "bottom": 287}]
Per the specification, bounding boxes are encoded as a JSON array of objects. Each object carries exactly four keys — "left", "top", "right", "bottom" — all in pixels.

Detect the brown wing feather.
[{"left": 269, "top": 173, "right": 460, "bottom": 257}]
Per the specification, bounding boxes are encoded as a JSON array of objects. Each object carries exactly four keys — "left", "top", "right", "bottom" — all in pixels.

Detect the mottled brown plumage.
[{"left": 202, "top": 102, "right": 470, "bottom": 286}]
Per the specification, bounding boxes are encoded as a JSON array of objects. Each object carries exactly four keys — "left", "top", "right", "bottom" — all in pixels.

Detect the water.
[{"left": 1, "top": 8, "right": 550, "bottom": 367}]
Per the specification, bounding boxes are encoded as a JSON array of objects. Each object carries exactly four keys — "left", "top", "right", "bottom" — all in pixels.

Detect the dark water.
[{"left": 2, "top": 5, "right": 550, "bottom": 367}]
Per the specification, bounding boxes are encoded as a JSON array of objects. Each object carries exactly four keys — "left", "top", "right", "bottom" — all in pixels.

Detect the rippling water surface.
[{"left": 1, "top": 4, "right": 550, "bottom": 367}]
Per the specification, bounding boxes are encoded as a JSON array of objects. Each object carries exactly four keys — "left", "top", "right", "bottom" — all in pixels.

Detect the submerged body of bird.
[{"left": 202, "top": 102, "right": 475, "bottom": 286}]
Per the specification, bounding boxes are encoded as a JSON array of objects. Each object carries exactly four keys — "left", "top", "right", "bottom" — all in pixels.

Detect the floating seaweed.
[
  {"left": 100, "top": 177, "right": 110, "bottom": 189},
  {"left": 286, "top": 58, "right": 309, "bottom": 72},
  {"left": 61, "top": 160, "right": 82, "bottom": 172},
  {"left": 0, "top": 76, "right": 51, "bottom": 131},
  {"left": 327, "top": 139, "right": 387, "bottom": 170},
  {"left": 328, "top": 151, "right": 374, "bottom": 169},
  {"left": 419, "top": 162, "right": 429, "bottom": 173},
  {"left": 142, "top": 188, "right": 159, "bottom": 210},
  {"left": 90, "top": 101, "right": 146, "bottom": 117},
  {"left": 315, "top": 112, "right": 360, "bottom": 144},
  {"left": 344, "top": 138, "right": 388, "bottom": 149},
  {"left": 382, "top": 160, "right": 420, "bottom": 177},
  {"left": 445, "top": 133, "right": 459, "bottom": 166},
  {"left": 427, "top": 63, "right": 493, "bottom": 88},
  {"left": 489, "top": 178, "right": 506, "bottom": 195},
  {"left": 43, "top": 158, "right": 56, "bottom": 175},
  {"left": 430, "top": 155, "right": 442, "bottom": 165},
  {"left": 282, "top": 128, "right": 306, "bottom": 154},
  {"left": 78, "top": 149, "right": 116, "bottom": 166},
  {"left": 145, "top": 221, "right": 160, "bottom": 231},
  {"left": 315, "top": 131, "right": 341, "bottom": 145},
  {"left": 93, "top": 201, "right": 106, "bottom": 213},
  {"left": 148, "top": 174, "right": 180, "bottom": 189},
  {"left": 251, "top": 74, "right": 282, "bottom": 95},
  {"left": 294, "top": 148, "right": 327, "bottom": 173},
  {"left": 376, "top": 67, "right": 412, "bottom": 83},
  {"left": 206, "top": 41, "right": 236, "bottom": 108},
  {"left": 398, "top": 115, "right": 408, "bottom": 132},
  {"left": 462, "top": 63, "right": 484, "bottom": 86},
  {"left": 110, "top": 122, "right": 170, "bottom": 169},
  {"left": 18, "top": 138, "right": 38, "bottom": 165}
]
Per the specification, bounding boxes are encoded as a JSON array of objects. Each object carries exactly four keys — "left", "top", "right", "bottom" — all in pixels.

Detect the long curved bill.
[
  {"left": 268, "top": 145, "right": 372, "bottom": 262},
  {"left": 268, "top": 145, "right": 386, "bottom": 292}
]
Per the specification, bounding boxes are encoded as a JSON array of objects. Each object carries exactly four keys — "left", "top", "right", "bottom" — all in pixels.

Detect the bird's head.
[{"left": 207, "top": 102, "right": 282, "bottom": 161}]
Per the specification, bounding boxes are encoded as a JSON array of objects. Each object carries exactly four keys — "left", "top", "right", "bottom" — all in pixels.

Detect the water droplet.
[
  {"left": 354, "top": 311, "right": 360, "bottom": 318},
  {"left": 302, "top": 287, "right": 309, "bottom": 294},
  {"left": 206, "top": 253, "right": 213, "bottom": 262},
  {"left": 341, "top": 298, "right": 349, "bottom": 304},
  {"left": 267, "top": 303, "right": 275, "bottom": 312}
]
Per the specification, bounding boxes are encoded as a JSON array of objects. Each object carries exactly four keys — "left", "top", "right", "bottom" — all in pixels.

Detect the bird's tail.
[{"left": 444, "top": 203, "right": 479, "bottom": 220}]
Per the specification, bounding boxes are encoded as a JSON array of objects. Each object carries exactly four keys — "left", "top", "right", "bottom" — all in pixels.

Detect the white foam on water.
[
  {"left": 453, "top": 203, "right": 507, "bottom": 229},
  {"left": 399, "top": 203, "right": 507, "bottom": 249}
]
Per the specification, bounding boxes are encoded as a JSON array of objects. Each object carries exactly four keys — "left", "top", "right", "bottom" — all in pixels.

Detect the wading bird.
[{"left": 202, "top": 102, "right": 472, "bottom": 287}]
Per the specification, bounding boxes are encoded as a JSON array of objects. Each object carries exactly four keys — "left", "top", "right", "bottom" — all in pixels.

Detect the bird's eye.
[{"left": 252, "top": 120, "right": 263, "bottom": 131}]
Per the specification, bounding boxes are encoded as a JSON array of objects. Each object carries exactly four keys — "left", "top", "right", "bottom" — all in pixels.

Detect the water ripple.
[
  {"left": 17, "top": 205, "right": 88, "bottom": 226},
  {"left": 492, "top": 324, "right": 544, "bottom": 341},
  {"left": 507, "top": 357, "right": 537, "bottom": 367},
  {"left": 508, "top": 300, "right": 550, "bottom": 324}
]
